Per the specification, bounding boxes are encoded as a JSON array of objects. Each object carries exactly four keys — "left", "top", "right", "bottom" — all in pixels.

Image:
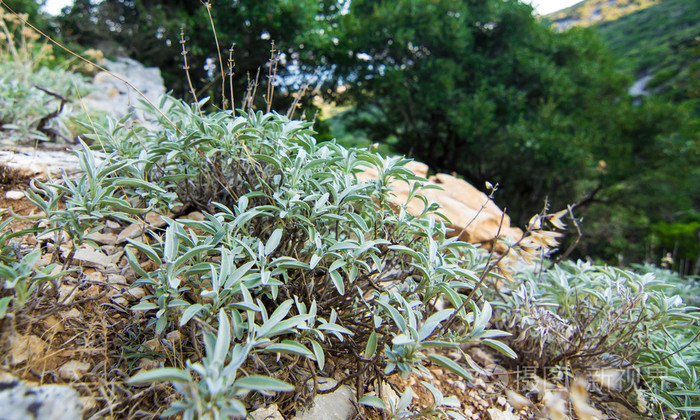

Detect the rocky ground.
[
  {"left": 0, "top": 142, "right": 643, "bottom": 420},
  {"left": 0, "top": 147, "right": 538, "bottom": 419}
]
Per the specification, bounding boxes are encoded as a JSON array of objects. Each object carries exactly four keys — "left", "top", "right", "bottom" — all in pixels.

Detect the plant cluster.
[
  {"left": 0, "top": 6, "right": 93, "bottom": 143},
  {"left": 0, "top": 212, "right": 60, "bottom": 318},
  {"left": 48, "top": 0, "right": 700, "bottom": 272},
  {"left": 628, "top": 264, "right": 700, "bottom": 417},
  {"left": 10, "top": 94, "right": 520, "bottom": 418},
  {"left": 2, "top": 4, "right": 698, "bottom": 417},
  {"left": 487, "top": 259, "right": 700, "bottom": 417}
]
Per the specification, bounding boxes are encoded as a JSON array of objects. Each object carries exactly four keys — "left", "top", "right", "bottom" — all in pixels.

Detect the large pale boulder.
[
  {"left": 81, "top": 57, "right": 166, "bottom": 129},
  {"left": 358, "top": 160, "right": 521, "bottom": 247},
  {"left": 427, "top": 173, "right": 515, "bottom": 244}
]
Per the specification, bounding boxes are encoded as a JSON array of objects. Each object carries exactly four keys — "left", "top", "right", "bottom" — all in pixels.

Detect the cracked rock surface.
[{"left": 0, "top": 375, "right": 82, "bottom": 420}]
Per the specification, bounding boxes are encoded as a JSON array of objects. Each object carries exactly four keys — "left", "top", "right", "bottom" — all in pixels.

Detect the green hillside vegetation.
[
  {"left": 547, "top": 0, "right": 700, "bottom": 103},
  {"left": 595, "top": 0, "right": 700, "bottom": 101},
  {"left": 542, "top": 0, "right": 700, "bottom": 271}
]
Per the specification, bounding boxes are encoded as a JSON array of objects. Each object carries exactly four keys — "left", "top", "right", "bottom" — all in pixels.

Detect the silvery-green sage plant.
[
  {"left": 76, "top": 95, "right": 516, "bottom": 417},
  {"left": 25, "top": 139, "right": 158, "bottom": 267},
  {"left": 487, "top": 260, "right": 700, "bottom": 418},
  {"left": 0, "top": 214, "right": 65, "bottom": 319}
]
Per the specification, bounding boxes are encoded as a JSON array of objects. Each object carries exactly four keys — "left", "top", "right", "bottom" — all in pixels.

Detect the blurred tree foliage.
[
  {"left": 55, "top": 0, "right": 338, "bottom": 114},
  {"left": 316, "top": 0, "right": 698, "bottom": 267},
  {"left": 320, "top": 0, "right": 616, "bottom": 214},
  {"left": 548, "top": 0, "right": 700, "bottom": 268},
  {"left": 3, "top": 0, "right": 49, "bottom": 30},
  {"left": 24, "top": 0, "right": 700, "bottom": 267}
]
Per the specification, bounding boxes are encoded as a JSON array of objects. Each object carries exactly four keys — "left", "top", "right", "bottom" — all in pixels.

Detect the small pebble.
[
  {"left": 5, "top": 190, "right": 25, "bottom": 200},
  {"left": 61, "top": 308, "right": 81, "bottom": 319},
  {"left": 113, "top": 297, "right": 129, "bottom": 306},
  {"left": 58, "top": 360, "right": 90, "bottom": 381},
  {"left": 166, "top": 330, "right": 182, "bottom": 345},
  {"left": 105, "top": 220, "right": 120, "bottom": 230},
  {"left": 125, "top": 287, "right": 146, "bottom": 299}
]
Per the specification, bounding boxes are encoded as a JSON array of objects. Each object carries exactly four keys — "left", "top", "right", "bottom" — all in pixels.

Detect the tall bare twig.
[
  {"left": 228, "top": 43, "right": 236, "bottom": 117},
  {"left": 201, "top": 1, "right": 226, "bottom": 110},
  {"left": 265, "top": 41, "right": 279, "bottom": 113},
  {"left": 180, "top": 27, "right": 201, "bottom": 114}
]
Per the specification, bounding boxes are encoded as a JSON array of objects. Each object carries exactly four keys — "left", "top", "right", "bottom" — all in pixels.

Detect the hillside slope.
[
  {"left": 548, "top": 0, "right": 699, "bottom": 100},
  {"left": 595, "top": 0, "right": 700, "bottom": 100},
  {"left": 548, "top": 0, "right": 661, "bottom": 30}
]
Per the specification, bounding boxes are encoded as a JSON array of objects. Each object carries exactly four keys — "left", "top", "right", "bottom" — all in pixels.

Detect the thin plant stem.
[
  {"left": 201, "top": 1, "right": 226, "bottom": 110},
  {"left": 180, "top": 27, "right": 201, "bottom": 112},
  {"left": 228, "top": 43, "right": 236, "bottom": 117},
  {"left": 265, "top": 41, "right": 278, "bottom": 113}
]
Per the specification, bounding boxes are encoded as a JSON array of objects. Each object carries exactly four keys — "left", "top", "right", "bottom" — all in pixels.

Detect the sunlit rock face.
[{"left": 358, "top": 161, "right": 522, "bottom": 249}]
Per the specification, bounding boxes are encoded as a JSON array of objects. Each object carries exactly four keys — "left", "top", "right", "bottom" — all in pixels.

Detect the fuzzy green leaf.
[
  {"left": 427, "top": 354, "right": 472, "bottom": 381},
  {"left": 310, "top": 340, "right": 325, "bottom": 370},
  {"left": 329, "top": 270, "right": 345, "bottom": 295},
  {"left": 264, "top": 340, "right": 315, "bottom": 359},
  {"left": 129, "top": 367, "right": 191, "bottom": 384},
  {"left": 483, "top": 339, "right": 518, "bottom": 360},
  {"left": 179, "top": 303, "right": 204, "bottom": 326},
  {"left": 359, "top": 395, "right": 386, "bottom": 410},
  {"left": 234, "top": 375, "right": 295, "bottom": 392},
  {"left": 265, "top": 228, "right": 283, "bottom": 255},
  {"left": 131, "top": 301, "right": 159, "bottom": 311},
  {"left": 364, "top": 331, "right": 378, "bottom": 360}
]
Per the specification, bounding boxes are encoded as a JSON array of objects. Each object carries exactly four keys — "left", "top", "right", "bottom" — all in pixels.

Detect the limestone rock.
[
  {"left": 358, "top": 160, "right": 521, "bottom": 247},
  {"left": 250, "top": 403, "right": 284, "bottom": 420},
  {"left": 487, "top": 407, "right": 519, "bottom": 420},
  {"left": 145, "top": 211, "right": 169, "bottom": 228},
  {"left": 115, "top": 223, "right": 144, "bottom": 244},
  {"left": 181, "top": 211, "right": 205, "bottom": 222},
  {"left": 380, "top": 380, "right": 400, "bottom": 410},
  {"left": 61, "top": 308, "right": 82, "bottom": 320},
  {"left": 404, "top": 161, "right": 429, "bottom": 178},
  {"left": 293, "top": 378, "right": 356, "bottom": 420},
  {"left": 124, "top": 286, "right": 146, "bottom": 300},
  {"left": 58, "top": 283, "right": 79, "bottom": 304},
  {"left": 0, "top": 148, "right": 84, "bottom": 177},
  {"left": 85, "top": 231, "right": 118, "bottom": 245},
  {"left": 136, "top": 357, "right": 162, "bottom": 371},
  {"left": 58, "top": 360, "right": 91, "bottom": 381},
  {"left": 5, "top": 190, "right": 25, "bottom": 200},
  {"left": 67, "top": 246, "right": 114, "bottom": 268},
  {"left": 8, "top": 334, "right": 47, "bottom": 366},
  {"left": 81, "top": 57, "right": 166, "bottom": 130},
  {"left": 0, "top": 376, "right": 82, "bottom": 420}
]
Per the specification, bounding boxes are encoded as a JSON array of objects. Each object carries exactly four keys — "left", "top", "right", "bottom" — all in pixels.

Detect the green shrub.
[
  {"left": 632, "top": 263, "right": 700, "bottom": 307},
  {"left": 488, "top": 260, "right": 700, "bottom": 417},
  {"left": 629, "top": 264, "right": 700, "bottom": 417},
  {"left": 20, "top": 95, "right": 515, "bottom": 418},
  {"left": 0, "top": 212, "right": 63, "bottom": 319},
  {"left": 0, "top": 61, "right": 91, "bottom": 143}
]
